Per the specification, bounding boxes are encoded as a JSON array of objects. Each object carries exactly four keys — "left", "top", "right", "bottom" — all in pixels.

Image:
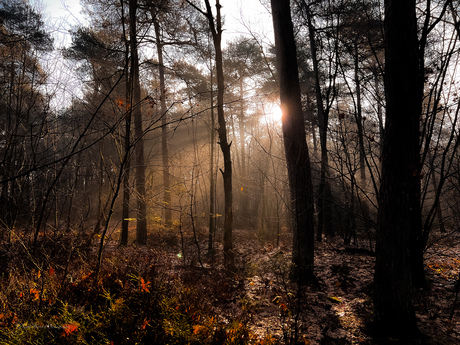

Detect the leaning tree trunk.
[
  {"left": 271, "top": 0, "right": 315, "bottom": 283},
  {"left": 373, "top": 0, "right": 419, "bottom": 337}
]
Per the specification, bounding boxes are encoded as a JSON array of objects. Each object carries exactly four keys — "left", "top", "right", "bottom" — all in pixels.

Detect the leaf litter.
[{"left": 2, "top": 228, "right": 460, "bottom": 344}]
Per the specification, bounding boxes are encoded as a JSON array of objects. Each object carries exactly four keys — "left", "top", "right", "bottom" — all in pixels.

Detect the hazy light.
[{"left": 263, "top": 104, "right": 283, "bottom": 125}]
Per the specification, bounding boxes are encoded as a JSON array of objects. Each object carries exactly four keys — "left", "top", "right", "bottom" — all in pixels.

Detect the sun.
[{"left": 264, "top": 104, "right": 283, "bottom": 124}]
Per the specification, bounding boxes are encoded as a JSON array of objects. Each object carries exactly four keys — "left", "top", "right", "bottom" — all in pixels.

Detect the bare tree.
[{"left": 186, "top": 0, "right": 234, "bottom": 270}]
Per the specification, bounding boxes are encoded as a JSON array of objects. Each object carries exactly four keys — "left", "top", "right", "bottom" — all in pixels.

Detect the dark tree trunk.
[
  {"left": 120, "top": 103, "right": 131, "bottom": 246},
  {"left": 373, "top": 0, "right": 419, "bottom": 337},
  {"left": 214, "top": 10, "right": 234, "bottom": 271},
  {"left": 208, "top": 68, "right": 216, "bottom": 255},
  {"left": 409, "top": 169, "right": 425, "bottom": 288},
  {"left": 121, "top": 0, "right": 130, "bottom": 246},
  {"left": 200, "top": 0, "right": 234, "bottom": 270},
  {"left": 130, "top": 0, "right": 147, "bottom": 245},
  {"left": 94, "top": 141, "right": 105, "bottom": 238},
  {"left": 353, "top": 42, "right": 366, "bottom": 182},
  {"left": 271, "top": 0, "right": 315, "bottom": 283}
]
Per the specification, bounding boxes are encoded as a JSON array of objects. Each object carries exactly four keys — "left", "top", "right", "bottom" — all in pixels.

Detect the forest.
[{"left": 1, "top": 0, "right": 460, "bottom": 343}]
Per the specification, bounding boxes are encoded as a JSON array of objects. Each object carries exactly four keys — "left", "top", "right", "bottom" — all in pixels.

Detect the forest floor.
[{"left": 1, "top": 227, "right": 460, "bottom": 344}]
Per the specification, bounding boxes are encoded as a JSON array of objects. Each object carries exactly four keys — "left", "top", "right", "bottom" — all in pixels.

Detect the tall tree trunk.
[
  {"left": 304, "top": 4, "right": 332, "bottom": 240},
  {"left": 409, "top": 165, "right": 425, "bottom": 288},
  {"left": 186, "top": 0, "right": 233, "bottom": 268},
  {"left": 121, "top": 0, "right": 130, "bottom": 246},
  {"left": 199, "top": 0, "right": 234, "bottom": 270},
  {"left": 374, "top": 0, "right": 419, "bottom": 337},
  {"left": 213, "top": 1, "right": 234, "bottom": 270},
  {"left": 208, "top": 66, "right": 216, "bottom": 255},
  {"left": 409, "top": 0, "right": 451, "bottom": 289},
  {"left": 120, "top": 100, "right": 131, "bottom": 246},
  {"left": 238, "top": 78, "right": 249, "bottom": 223},
  {"left": 427, "top": 150, "right": 446, "bottom": 233},
  {"left": 271, "top": 0, "right": 315, "bottom": 283},
  {"left": 120, "top": 119, "right": 131, "bottom": 246},
  {"left": 153, "top": 18, "right": 172, "bottom": 228},
  {"left": 130, "top": 0, "right": 147, "bottom": 245},
  {"left": 407, "top": 0, "right": 435, "bottom": 290},
  {"left": 95, "top": 140, "right": 106, "bottom": 238},
  {"left": 353, "top": 42, "right": 366, "bottom": 182}
]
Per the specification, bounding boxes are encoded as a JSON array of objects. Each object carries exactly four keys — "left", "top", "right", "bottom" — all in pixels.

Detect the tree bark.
[
  {"left": 373, "top": 0, "right": 419, "bottom": 337},
  {"left": 271, "top": 0, "right": 315, "bottom": 283}
]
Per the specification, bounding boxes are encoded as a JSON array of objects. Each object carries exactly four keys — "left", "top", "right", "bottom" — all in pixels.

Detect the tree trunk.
[
  {"left": 214, "top": 8, "right": 233, "bottom": 271},
  {"left": 153, "top": 18, "right": 172, "bottom": 228},
  {"left": 208, "top": 67, "right": 216, "bottom": 254},
  {"left": 121, "top": 0, "right": 130, "bottom": 246},
  {"left": 120, "top": 105, "right": 131, "bottom": 246},
  {"left": 427, "top": 150, "right": 446, "bottom": 233},
  {"left": 353, "top": 41, "right": 366, "bottom": 182},
  {"left": 238, "top": 78, "right": 249, "bottom": 223},
  {"left": 374, "top": 0, "right": 419, "bottom": 337},
  {"left": 409, "top": 168, "right": 425, "bottom": 288},
  {"left": 305, "top": 4, "right": 333, "bottom": 240},
  {"left": 202, "top": 0, "right": 234, "bottom": 270},
  {"left": 130, "top": 0, "right": 147, "bottom": 245},
  {"left": 271, "top": 0, "right": 315, "bottom": 283}
]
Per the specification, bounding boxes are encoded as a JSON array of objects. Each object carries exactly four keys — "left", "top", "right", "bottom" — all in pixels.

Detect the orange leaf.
[
  {"left": 116, "top": 97, "right": 124, "bottom": 108},
  {"left": 29, "top": 288, "right": 40, "bottom": 300},
  {"left": 193, "top": 324, "right": 204, "bottom": 334},
  {"left": 141, "top": 319, "right": 149, "bottom": 330},
  {"left": 140, "top": 277, "right": 150, "bottom": 293},
  {"left": 61, "top": 323, "right": 78, "bottom": 337}
]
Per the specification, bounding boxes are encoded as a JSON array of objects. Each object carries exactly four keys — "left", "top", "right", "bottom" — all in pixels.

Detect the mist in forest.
[{"left": 1, "top": 0, "right": 460, "bottom": 343}]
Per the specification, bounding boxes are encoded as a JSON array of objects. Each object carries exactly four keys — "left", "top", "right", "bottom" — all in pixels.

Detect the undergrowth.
[{"left": 0, "top": 234, "right": 280, "bottom": 345}]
